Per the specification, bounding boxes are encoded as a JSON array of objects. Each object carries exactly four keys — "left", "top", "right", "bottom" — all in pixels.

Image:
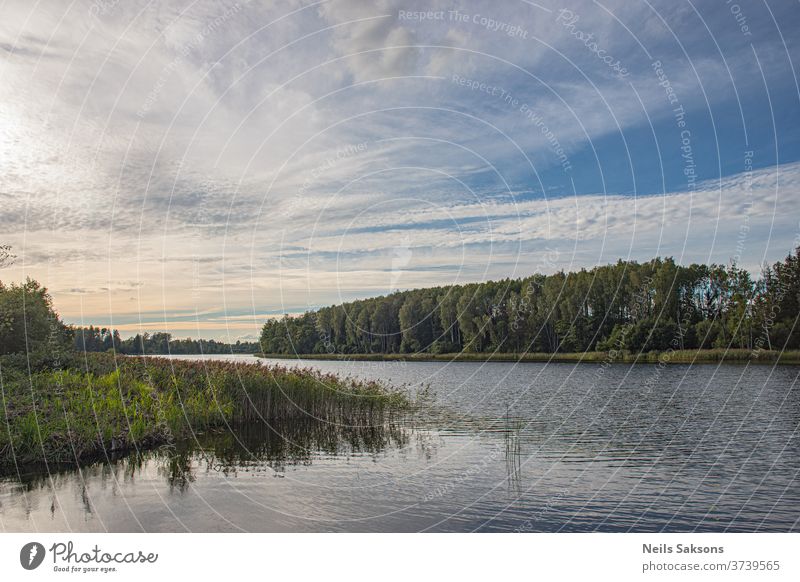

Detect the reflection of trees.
[
  {"left": 2, "top": 416, "right": 410, "bottom": 493},
  {"left": 158, "top": 447, "right": 196, "bottom": 493},
  {"left": 504, "top": 413, "right": 523, "bottom": 495},
  {"left": 160, "top": 417, "right": 409, "bottom": 485}
]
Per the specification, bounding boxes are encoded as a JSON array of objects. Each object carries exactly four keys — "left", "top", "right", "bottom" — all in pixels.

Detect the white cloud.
[{"left": 1, "top": 0, "right": 798, "bottom": 338}]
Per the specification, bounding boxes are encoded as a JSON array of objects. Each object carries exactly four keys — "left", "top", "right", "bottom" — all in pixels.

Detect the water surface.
[{"left": 2, "top": 355, "right": 798, "bottom": 532}]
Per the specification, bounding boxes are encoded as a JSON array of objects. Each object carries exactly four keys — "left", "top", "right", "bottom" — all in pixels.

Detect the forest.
[
  {"left": 2, "top": 248, "right": 798, "bottom": 360},
  {"left": 260, "top": 249, "right": 800, "bottom": 356},
  {"left": 71, "top": 327, "right": 260, "bottom": 355}
]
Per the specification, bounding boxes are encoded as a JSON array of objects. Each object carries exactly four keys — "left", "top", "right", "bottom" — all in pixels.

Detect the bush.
[
  {"left": 625, "top": 318, "right": 679, "bottom": 352},
  {"left": 597, "top": 324, "right": 631, "bottom": 352},
  {"left": 0, "top": 279, "right": 68, "bottom": 355}
]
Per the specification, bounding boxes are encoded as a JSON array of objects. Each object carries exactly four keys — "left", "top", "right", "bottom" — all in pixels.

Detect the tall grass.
[{"left": 0, "top": 354, "right": 409, "bottom": 467}]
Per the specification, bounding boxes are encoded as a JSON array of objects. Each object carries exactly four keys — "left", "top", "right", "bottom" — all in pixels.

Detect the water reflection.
[
  {"left": 165, "top": 417, "right": 410, "bottom": 486},
  {"left": 4, "top": 416, "right": 412, "bottom": 494},
  {"left": 1, "top": 360, "right": 799, "bottom": 532},
  {"left": 503, "top": 414, "right": 524, "bottom": 496}
]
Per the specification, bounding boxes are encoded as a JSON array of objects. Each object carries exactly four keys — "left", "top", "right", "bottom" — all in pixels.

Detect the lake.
[{"left": 2, "top": 355, "right": 798, "bottom": 532}]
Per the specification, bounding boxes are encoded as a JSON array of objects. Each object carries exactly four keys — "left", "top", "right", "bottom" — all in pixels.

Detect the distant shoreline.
[{"left": 256, "top": 349, "right": 800, "bottom": 365}]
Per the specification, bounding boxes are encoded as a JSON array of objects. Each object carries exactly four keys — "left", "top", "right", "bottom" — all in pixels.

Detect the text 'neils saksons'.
[{"left": 643, "top": 544, "right": 724, "bottom": 554}]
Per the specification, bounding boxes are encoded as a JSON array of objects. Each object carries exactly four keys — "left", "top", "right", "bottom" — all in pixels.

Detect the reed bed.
[{"left": 0, "top": 354, "right": 409, "bottom": 467}]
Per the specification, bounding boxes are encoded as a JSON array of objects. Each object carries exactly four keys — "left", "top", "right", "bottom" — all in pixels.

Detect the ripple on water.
[{"left": 1, "top": 359, "right": 798, "bottom": 532}]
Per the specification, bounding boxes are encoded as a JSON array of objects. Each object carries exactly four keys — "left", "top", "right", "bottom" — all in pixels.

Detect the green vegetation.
[
  {"left": 0, "top": 278, "right": 69, "bottom": 356},
  {"left": 0, "top": 245, "right": 405, "bottom": 469},
  {"left": 261, "top": 249, "right": 800, "bottom": 358},
  {"left": 0, "top": 247, "right": 257, "bottom": 357},
  {"left": 2, "top": 239, "right": 799, "bottom": 470},
  {"left": 0, "top": 353, "right": 408, "bottom": 467}
]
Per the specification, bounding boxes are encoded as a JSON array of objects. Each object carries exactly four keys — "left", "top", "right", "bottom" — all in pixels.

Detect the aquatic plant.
[{"left": 0, "top": 354, "right": 409, "bottom": 468}]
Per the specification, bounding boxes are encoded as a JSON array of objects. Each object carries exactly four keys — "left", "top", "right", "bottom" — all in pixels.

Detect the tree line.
[
  {"left": 0, "top": 249, "right": 259, "bottom": 356},
  {"left": 72, "top": 327, "right": 259, "bottom": 355},
  {"left": 260, "top": 249, "right": 800, "bottom": 356},
  {"left": 3, "top": 245, "right": 798, "bottom": 359}
]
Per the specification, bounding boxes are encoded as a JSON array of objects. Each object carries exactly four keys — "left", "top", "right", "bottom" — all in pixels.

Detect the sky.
[{"left": 1, "top": 0, "right": 799, "bottom": 341}]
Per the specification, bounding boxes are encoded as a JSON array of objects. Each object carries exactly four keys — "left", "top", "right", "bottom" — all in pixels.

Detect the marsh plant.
[{"left": 0, "top": 353, "right": 409, "bottom": 469}]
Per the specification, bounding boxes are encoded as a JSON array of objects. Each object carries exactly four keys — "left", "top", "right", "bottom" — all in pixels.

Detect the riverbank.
[
  {"left": 0, "top": 353, "right": 408, "bottom": 468},
  {"left": 257, "top": 348, "right": 800, "bottom": 365}
]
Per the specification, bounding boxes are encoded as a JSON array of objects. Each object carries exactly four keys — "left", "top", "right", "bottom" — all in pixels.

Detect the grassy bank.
[
  {"left": 0, "top": 353, "right": 408, "bottom": 467},
  {"left": 257, "top": 348, "right": 800, "bottom": 365}
]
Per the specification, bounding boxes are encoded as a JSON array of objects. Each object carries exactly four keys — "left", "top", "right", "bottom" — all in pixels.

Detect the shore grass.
[
  {"left": 257, "top": 348, "right": 800, "bottom": 365},
  {"left": 0, "top": 353, "right": 408, "bottom": 467}
]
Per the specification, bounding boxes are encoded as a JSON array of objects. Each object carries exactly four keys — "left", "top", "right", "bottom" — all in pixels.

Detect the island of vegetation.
[
  {"left": 259, "top": 250, "right": 800, "bottom": 364},
  {"left": 0, "top": 352, "right": 407, "bottom": 468}
]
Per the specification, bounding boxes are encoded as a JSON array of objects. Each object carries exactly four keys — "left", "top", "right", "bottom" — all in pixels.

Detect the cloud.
[
  {"left": 1, "top": 0, "right": 799, "bottom": 338},
  {"left": 319, "top": 1, "right": 419, "bottom": 82},
  {"left": 273, "top": 160, "right": 799, "bottom": 268}
]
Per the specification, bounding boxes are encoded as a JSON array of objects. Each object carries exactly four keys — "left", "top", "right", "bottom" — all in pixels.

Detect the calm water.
[{"left": 2, "top": 355, "right": 799, "bottom": 532}]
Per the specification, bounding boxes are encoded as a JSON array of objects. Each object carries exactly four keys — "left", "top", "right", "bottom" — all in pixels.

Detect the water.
[{"left": 2, "top": 355, "right": 799, "bottom": 532}]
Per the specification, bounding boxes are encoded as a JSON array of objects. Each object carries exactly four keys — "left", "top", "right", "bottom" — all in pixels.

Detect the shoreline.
[{"left": 256, "top": 348, "right": 800, "bottom": 365}]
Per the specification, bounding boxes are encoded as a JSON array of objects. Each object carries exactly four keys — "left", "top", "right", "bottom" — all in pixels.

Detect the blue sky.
[{"left": 1, "top": 0, "right": 799, "bottom": 340}]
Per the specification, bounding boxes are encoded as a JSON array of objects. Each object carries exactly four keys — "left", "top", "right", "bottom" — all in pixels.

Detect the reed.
[{"left": 0, "top": 354, "right": 409, "bottom": 467}]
